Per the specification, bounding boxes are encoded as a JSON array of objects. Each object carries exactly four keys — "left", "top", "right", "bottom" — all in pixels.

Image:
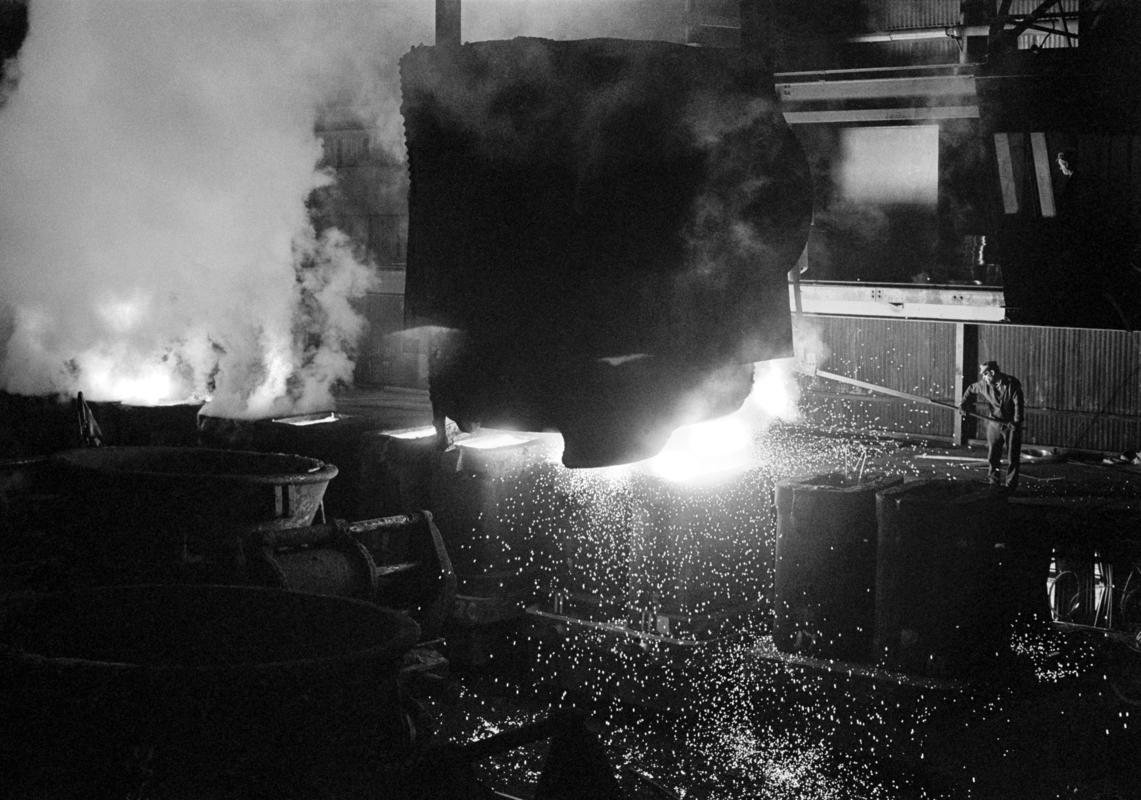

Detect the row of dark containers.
[
  {"left": 774, "top": 474, "right": 1048, "bottom": 680},
  {"left": 1, "top": 395, "right": 1046, "bottom": 681},
  {"left": 1, "top": 397, "right": 685, "bottom": 657},
  {"left": 376, "top": 428, "right": 1048, "bottom": 684},
  {"left": 5, "top": 395, "right": 786, "bottom": 676}
]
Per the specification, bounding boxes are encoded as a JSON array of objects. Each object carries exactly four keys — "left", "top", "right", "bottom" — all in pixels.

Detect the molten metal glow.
[
  {"left": 0, "top": 3, "right": 381, "bottom": 419},
  {"left": 389, "top": 425, "right": 438, "bottom": 440},
  {"left": 743, "top": 357, "right": 799, "bottom": 420},
  {"left": 645, "top": 359, "right": 798, "bottom": 483},
  {"left": 456, "top": 432, "right": 533, "bottom": 450},
  {"left": 271, "top": 412, "right": 339, "bottom": 426},
  {"left": 647, "top": 413, "right": 754, "bottom": 483},
  {"left": 80, "top": 350, "right": 182, "bottom": 406}
]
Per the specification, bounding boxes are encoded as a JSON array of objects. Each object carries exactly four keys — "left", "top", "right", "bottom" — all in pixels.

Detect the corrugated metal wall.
[
  {"left": 867, "top": 0, "right": 1079, "bottom": 34},
  {"left": 796, "top": 316, "right": 959, "bottom": 399},
  {"left": 867, "top": 0, "right": 958, "bottom": 30},
  {"left": 797, "top": 314, "right": 1141, "bottom": 453},
  {"left": 979, "top": 325, "right": 1141, "bottom": 451},
  {"left": 795, "top": 315, "right": 961, "bottom": 439},
  {"left": 1008, "top": 0, "right": 1080, "bottom": 49}
]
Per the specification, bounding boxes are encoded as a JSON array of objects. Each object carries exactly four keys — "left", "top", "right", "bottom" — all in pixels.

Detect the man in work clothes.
[{"left": 959, "top": 360, "right": 1025, "bottom": 489}]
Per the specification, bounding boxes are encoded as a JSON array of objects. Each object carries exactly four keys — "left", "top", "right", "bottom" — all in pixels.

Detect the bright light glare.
[
  {"left": 641, "top": 358, "right": 799, "bottom": 483},
  {"left": 389, "top": 425, "right": 438, "bottom": 440},
  {"left": 272, "top": 412, "right": 339, "bottom": 426},
  {"left": 80, "top": 351, "right": 179, "bottom": 405},
  {"left": 457, "top": 432, "right": 533, "bottom": 450},
  {"left": 745, "top": 358, "right": 799, "bottom": 419},
  {"left": 838, "top": 125, "right": 938, "bottom": 205},
  {"left": 647, "top": 414, "right": 753, "bottom": 483}
]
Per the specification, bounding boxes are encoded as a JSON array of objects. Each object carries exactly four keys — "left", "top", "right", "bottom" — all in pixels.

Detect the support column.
[
  {"left": 789, "top": 245, "right": 806, "bottom": 314},
  {"left": 739, "top": 0, "right": 775, "bottom": 60},
  {"left": 954, "top": 323, "right": 979, "bottom": 447},
  {"left": 959, "top": 0, "right": 991, "bottom": 64},
  {"left": 436, "top": 0, "right": 461, "bottom": 47}
]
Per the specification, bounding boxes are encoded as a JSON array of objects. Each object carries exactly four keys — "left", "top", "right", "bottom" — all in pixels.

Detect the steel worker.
[{"left": 959, "top": 360, "right": 1025, "bottom": 490}]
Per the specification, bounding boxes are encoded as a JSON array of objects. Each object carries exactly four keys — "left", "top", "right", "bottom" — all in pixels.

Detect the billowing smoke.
[{"left": 0, "top": 0, "right": 429, "bottom": 417}]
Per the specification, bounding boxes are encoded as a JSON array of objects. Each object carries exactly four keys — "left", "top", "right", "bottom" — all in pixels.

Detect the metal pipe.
[
  {"left": 346, "top": 511, "right": 426, "bottom": 534},
  {"left": 1005, "top": 0, "right": 1064, "bottom": 41},
  {"left": 798, "top": 364, "right": 1004, "bottom": 423},
  {"left": 257, "top": 512, "right": 426, "bottom": 548},
  {"left": 846, "top": 25, "right": 991, "bottom": 44}
]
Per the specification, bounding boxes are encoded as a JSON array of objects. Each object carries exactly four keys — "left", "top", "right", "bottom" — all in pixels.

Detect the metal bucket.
[
  {"left": 874, "top": 479, "right": 1013, "bottom": 677},
  {"left": 357, "top": 426, "right": 439, "bottom": 519},
  {"left": 0, "top": 584, "right": 419, "bottom": 796},
  {"left": 49, "top": 446, "right": 339, "bottom": 583},
  {"left": 52, "top": 445, "right": 336, "bottom": 531},
  {"left": 115, "top": 401, "right": 204, "bottom": 446},
  {"left": 774, "top": 472, "right": 903, "bottom": 662},
  {"left": 197, "top": 412, "right": 392, "bottom": 520}
]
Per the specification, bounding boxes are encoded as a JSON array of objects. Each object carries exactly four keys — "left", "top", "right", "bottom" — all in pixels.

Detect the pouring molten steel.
[{"left": 400, "top": 37, "right": 812, "bottom": 467}]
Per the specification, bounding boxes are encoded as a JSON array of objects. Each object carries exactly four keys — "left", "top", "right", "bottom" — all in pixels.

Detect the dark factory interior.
[{"left": 1, "top": 1, "right": 1141, "bottom": 798}]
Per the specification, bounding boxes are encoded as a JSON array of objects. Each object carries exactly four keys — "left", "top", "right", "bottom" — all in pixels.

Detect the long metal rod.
[
  {"left": 846, "top": 25, "right": 990, "bottom": 43},
  {"left": 1005, "top": 0, "right": 1064, "bottom": 41},
  {"left": 843, "top": 9, "right": 1076, "bottom": 43},
  {"left": 346, "top": 512, "right": 426, "bottom": 534},
  {"left": 804, "top": 366, "right": 1003, "bottom": 423}
]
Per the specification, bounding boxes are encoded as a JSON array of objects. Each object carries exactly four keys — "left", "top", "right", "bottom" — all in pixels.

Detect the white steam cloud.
[
  {"left": 0, "top": 0, "right": 723, "bottom": 420},
  {"left": 0, "top": 0, "right": 431, "bottom": 417}
]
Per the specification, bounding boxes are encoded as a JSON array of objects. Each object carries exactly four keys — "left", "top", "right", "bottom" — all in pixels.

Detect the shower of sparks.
[
  {"left": 426, "top": 417, "right": 957, "bottom": 799},
  {"left": 420, "top": 388, "right": 1138, "bottom": 800}
]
